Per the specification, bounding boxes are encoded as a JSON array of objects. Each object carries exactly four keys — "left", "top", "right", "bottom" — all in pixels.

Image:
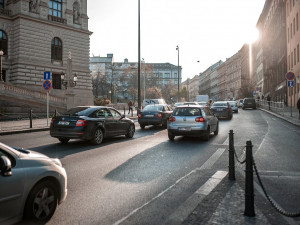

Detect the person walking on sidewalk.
[
  {"left": 267, "top": 95, "right": 271, "bottom": 110},
  {"left": 297, "top": 97, "right": 300, "bottom": 119},
  {"left": 128, "top": 100, "right": 133, "bottom": 114}
]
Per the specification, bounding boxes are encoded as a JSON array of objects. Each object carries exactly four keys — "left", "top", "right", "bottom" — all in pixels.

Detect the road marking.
[
  {"left": 222, "top": 137, "right": 229, "bottom": 145},
  {"left": 113, "top": 148, "right": 226, "bottom": 225}
]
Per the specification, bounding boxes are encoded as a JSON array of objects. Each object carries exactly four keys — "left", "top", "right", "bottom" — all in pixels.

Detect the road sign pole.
[
  {"left": 290, "top": 86, "right": 293, "bottom": 117},
  {"left": 47, "top": 92, "right": 49, "bottom": 126}
]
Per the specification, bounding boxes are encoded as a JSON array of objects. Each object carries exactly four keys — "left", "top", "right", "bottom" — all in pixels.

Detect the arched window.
[
  {"left": 51, "top": 37, "right": 62, "bottom": 61},
  {"left": 0, "top": 30, "right": 7, "bottom": 55}
]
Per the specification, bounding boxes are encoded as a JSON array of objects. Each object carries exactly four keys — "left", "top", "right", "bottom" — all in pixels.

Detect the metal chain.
[
  {"left": 253, "top": 159, "right": 300, "bottom": 217},
  {"left": 233, "top": 146, "right": 246, "bottom": 164}
]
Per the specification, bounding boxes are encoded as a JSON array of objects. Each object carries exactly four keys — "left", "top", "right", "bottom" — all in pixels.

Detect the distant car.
[
  {"left": 50, "top": 106, "right": 135, "bottom": 144},
  {"left": 182, "top": 102, "right": 199, "bottom": 105},
  {"left": 238, "top": 99, "right": 244, "bottom": 108},
  {"left": 0, "top": 142, "right": 67, "bottom": 224},
  {"left": 211, "top": 101, "right": 233, "bottom": 120},
  {"left": 197, "top": 101, "right": 208, "bottom": 106},
  {"left": 227, "top": 101, "right": 238, "bottom": 113},
  {"left": 167, "top": 105, "right": 219, "bottom": 141},
  {"left": 242, "top": 98, "right": 256, "bottom": 110},
  {"left": 174, "top": 102, "right": 184, "bottom": 107},
  {"left": 138, "top": 104, "right": 173, "bottom": 129},
  {"left": 142, "top": 99, "right": 166, "bottom": 108}
]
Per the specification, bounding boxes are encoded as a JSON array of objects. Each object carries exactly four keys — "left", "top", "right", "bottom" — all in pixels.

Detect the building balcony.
[
  {"left": 0, "top": 8, "right": 11, "bottom": 16},
  {"left": 48, "top": 15, "right": 67, "bottom": 24}
]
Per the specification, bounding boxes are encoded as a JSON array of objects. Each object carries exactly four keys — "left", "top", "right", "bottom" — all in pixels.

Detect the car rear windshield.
[
  {"left": 212, "top": 103, "right": 227, "bottom": 107},
  {"left": 173, "top": 107, "right": 202, "bottom": 116},
  {"left": 244, "top": 99, "right": 255, "bottom": 103},
  {"left": 143, "top": 105, "right": 163, "bottom": 111},
  {"left": 62, "top": 107, "right": 96, "bottom": 116}
]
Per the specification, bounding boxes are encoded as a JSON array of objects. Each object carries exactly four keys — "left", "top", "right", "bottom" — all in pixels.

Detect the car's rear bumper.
[
  {"left": 168, "top": 128, "right": 207, "bottom": 136},
  {"left": 50, "top": 128, "right": 91, "bottom": 140},
  {"left": 138, "top": 118, "right": 164, "bottom": 125}
]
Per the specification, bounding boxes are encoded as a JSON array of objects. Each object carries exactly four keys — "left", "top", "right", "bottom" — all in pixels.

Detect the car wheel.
[
  {"left": 140, "top": 124, "right": 145, "bottom": 129},
  {"left": 253, "top": 107, "right": 256, "bottom": 110},
  {"left": 24, "top": 180, "right": 58, "bottom": 223},
  {"left": 168, "top": 132, "right": 175, "bottom": 141},
  {"left": 214, "top": 123, "right": 219, "bottom": 135},
  {"left": 228, "top": 115, "right": 232, "bottom": 120},
  {"left": 203, "top": 126, "right": 210, "bottom": 141},
  {"left": 242, "top": 107, "right": 245, "bottom": 110},
  {"left": 58, "top": 138, "right": 69, "bottom": 144},
  {"left": 91, "top": 128, "right": 103, "bottom": 145},
  {"left": 125, "top": 124, "right": 135, "bottom": 138}
]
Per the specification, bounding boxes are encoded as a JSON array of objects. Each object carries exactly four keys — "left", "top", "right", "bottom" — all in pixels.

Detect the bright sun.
[{"left": 248, "top": 27, "right": 259, "bottom": 44}]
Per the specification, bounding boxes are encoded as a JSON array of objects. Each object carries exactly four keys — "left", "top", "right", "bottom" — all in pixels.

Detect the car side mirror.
[
  {"left": 120, "top": 114, "right": 125, "bottom": 120},
  {"left": 0, "top": 156, "right": 12, "bottom": 176}
]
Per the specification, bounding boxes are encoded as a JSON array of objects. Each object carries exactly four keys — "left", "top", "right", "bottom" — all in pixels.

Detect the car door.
[
  {"left": 98, "top": 108, "right": 115, "bottom": 137},
  {"left": 0, "top": 149, "right": 24, "bottom": 223},
  {"left": 108, "top": 108, "right": 127, "bottom": 135}
]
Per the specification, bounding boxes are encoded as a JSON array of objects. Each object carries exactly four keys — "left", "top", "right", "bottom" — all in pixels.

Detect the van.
[{"left": 142, "top": 99, "right": 166, "bottom": 108}]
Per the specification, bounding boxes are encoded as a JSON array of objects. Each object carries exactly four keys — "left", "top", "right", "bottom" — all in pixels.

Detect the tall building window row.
[{"left": 49, "top": 0, "right": 62, "bottom": 18}]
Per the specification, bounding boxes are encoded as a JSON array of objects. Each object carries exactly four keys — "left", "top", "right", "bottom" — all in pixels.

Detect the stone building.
[{"left": 0, "top": 0, "right": 93, "bottom": 114}]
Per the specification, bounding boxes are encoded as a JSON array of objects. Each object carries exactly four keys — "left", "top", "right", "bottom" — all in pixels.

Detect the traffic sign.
[
  {"left": 286, "top": 72, "right": 295, "bottom": 80},
  {"left": 42, "top": 80, "right": 52, "bottom": 92},
  {"left": 44, "top": 71, "right": 51, "bottom": 80},
  {"left": 287, "top": 80, "right": 294, "bottom": 87}
]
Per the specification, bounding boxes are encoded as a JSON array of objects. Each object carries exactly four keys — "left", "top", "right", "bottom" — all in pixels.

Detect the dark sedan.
[
  {"left": 50, "top": 106, "right": 135, "bottom": 144},
  {"left": 211, "top": 101, "right": 233, "bottom": 120},
  {"left": 138, "top": 104, "right": 173, "bottom": 129}
]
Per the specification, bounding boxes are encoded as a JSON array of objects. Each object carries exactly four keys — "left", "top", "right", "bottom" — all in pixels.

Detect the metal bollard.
[
  {"left": 54, "top": 109, "right": 57, "bottom": 117},
  {"left": 244, "top": 140, "right": 255, "bottom": 217},
  {"left": 29, "top": 109, "right": 33, "bottom": 128},
  {"left": 228, "top": 130, "right": 235, "bottom": 180},
  {"left": 124, "top": 107, "right": 125, "bottom": 115}
]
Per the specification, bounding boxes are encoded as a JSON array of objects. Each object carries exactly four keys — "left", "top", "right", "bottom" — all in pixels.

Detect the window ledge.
[{"left": 48, "top": 15, "right": 67, "bottom": 24}]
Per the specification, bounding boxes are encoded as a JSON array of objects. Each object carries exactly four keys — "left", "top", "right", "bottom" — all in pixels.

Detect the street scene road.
[{"left": 1, "top": 109, "right": 299, "bottom": 225}]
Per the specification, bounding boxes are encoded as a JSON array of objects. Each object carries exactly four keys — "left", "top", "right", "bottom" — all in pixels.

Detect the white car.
[
  {"left": 0, "top": 142, "right": 67, "bottom": 224},
  {"left": 227, "top": 101, "right": 238, "bottom": 113}
]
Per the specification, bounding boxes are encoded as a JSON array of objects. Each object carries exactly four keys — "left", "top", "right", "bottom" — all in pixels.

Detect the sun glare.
[{"left": 248, "top": 27, "right": 259, "bottom": 44}]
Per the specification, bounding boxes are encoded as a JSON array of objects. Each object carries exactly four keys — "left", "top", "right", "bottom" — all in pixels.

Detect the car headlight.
[{"left": 51, "top": 158, "right": 62, "bottom": 167}]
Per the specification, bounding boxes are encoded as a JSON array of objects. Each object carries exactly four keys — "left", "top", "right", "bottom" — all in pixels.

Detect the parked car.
[
  {"left": 197, "top": 101, "right": 208, "bottom": 106},
  {"left": 50, "top": 106, "right": 135, "bottom": 145},
  {"left": 0, "top": 142, "right": 67, "bottom": 224},
  {"left": 174, "top": 102, "right": 184, "bottom": 107},
  {"left": 138, "top": 104, "right": 173, "bottom": 129},
  {"left": 238, "top": 99, "right": 244, "bottom": 108},
  {"left": 182, "top": 102, "right": 199, "bottom": 105},
  {"left": 227, "top": 101, "right": 238, "bottom": 113},
  {"left": 242, "top": 98, "right": 256, "bottom": 110},
  {"left": 211, "top": 101, "right": 233, "bottom": 120},
  {"left": 142, "top": 99, "right": 166, "bottom": 108},
  {"left": 167, "top": 105, "right": 219, "bottom": 141}
]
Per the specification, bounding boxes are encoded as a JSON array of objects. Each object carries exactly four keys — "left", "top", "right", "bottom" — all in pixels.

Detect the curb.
[
  {"left": 0, "top": 127, "right": 49, "bottom": 136},
  {"left": 258, "top": 108, "right": 300, "bottom": 127}
]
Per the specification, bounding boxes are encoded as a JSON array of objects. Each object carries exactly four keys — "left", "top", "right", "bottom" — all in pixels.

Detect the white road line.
[
  {"left": 113, "top": 148, "right": 226, "bottom": 225},
  {"left": 223, "top": 137, "right": 229, "bottom": 145}
]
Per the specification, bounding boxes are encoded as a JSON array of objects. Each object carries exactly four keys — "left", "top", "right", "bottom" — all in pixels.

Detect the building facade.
[{"left": 0, "top": 0, "right": 93, "bottom": 111}]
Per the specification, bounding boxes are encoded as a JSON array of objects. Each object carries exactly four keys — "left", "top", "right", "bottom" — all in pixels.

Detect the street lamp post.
[
  {"left": 137, "top": 0, "right": 141, "bottom": 111},
  {"left": 142, "top": 58, "right": 146, "bottom": 100},
  {"left": 0, "top": 50, "right": 3, "bottom": 82},
  {"left": 176, "top": 45, "right": 180, "bottom": 102}
]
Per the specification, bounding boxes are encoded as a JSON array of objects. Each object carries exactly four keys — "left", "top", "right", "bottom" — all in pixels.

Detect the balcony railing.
[
  {"left": 0, "top": 8, "right": 11, "bottom": 16},
  {"left": 48, "top": 15, "right": 67, "bottom": 24}
]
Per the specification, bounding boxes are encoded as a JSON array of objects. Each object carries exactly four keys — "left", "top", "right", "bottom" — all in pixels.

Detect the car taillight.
[
  {"left": 195, "top": 117, "right": 205, "bottom": 122},
  {"left": 76, "top": 119, "right": 86, "bottom": 127},
  {"left": 138, "top": 113, "right": 142, "bottom": 118},
  {"left": 227, "top": 108, "right": 231, "bottom": 111},
  {"left": 169, "top": 116, "right": 176, "bottom": 122},
  {"left": 157, "top": 113, "right": 162, "bottom": 118},
  {"left": 50, "top": 118, "right": 54, "bottom": 126}
]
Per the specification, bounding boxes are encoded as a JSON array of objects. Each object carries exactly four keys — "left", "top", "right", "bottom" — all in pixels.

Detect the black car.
[
  {"left": 242, "top": 98, "right": 256, "bottom": 109},
  {"left": 50, "top": 106, "right": 135, "bottom": 144},
  {"left": 211, "top": 101, "right": 233, "bottom": 120},
  {"left": 138, "top": 104, "right": 173, "bottom": 129}
]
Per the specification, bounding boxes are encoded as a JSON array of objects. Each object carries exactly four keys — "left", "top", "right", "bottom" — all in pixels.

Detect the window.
[
  {"left": 297, "top": 13, "right": 299, "bottom": 31},
  {"left": 0, "top": 0, "right": 4, "bottom": 8},
  {"left": 291, "top": 52, "right": 294, "bottom": 68},
  {"left": 297, "top": 44, "right": 299, "bottom": 63},
  {"left": 0, "top": 30, "right": 7, "bottom": 55},
  {"left": 49, "top": 0, "right": 62, "bottom": 18},
  {"left": 294, "top": 48, "right": 297, "bottom": 65},
  {"left": 52, "top": 73, "right": 62, "bottom": 89},
  {"left": 51, "top": 37, "right": 62, "bottom": 61},
  {"left": 293, "top": 18, "right": 296, "bottom": 34}
]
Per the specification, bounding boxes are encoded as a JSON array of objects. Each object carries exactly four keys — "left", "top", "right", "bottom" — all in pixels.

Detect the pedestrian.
[
  {"left": 267, "top": 95, "right": 271, "bottom": 110},
  {"left": 128, "top": 100, "right": 133, "bottom": 114},
  {"left": 297, "top": 97, "right": 300, "bottom": 119}
]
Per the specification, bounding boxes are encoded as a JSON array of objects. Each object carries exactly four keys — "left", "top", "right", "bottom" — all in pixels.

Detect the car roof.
[{"left": 175, "top": 105, "right": 204, "bottom": 108}]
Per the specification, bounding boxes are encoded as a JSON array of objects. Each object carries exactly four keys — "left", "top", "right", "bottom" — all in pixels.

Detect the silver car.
[
  {"left": 227, "top": 101, "right": 238, "bottom": 113},
  {"left": 0, "top": 142, "right": 67, "bottom": 224},
  {"left": 167, "top": 105, "right": 219, "bottom": 141}
]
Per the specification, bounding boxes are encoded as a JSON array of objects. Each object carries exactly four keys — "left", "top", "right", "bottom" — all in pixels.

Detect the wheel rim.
[
  {"left": 129, "top": 125, "right": 134, "bottom": 136},
  {"left": 33, "top": 187, "right": 55, "bottom": 220},
  {"left": 95, "top": 129, "right": 103, "bottom": 144}
]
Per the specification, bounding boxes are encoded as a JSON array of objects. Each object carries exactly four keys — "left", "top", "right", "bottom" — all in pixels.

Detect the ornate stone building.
[{"left": 0, "top": 0, "right": 93, "bottom": 114}]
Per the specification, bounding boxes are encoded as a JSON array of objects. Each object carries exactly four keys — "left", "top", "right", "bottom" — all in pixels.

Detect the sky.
[{"left": 87, "top": 0, "right": 265, "bottom": 81}]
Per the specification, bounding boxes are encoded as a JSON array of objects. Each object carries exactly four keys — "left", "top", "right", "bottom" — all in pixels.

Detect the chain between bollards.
[
  {"left": 244, "top": 140, "right": 255, "bottom": 217},
  {"left": 228, "top": 130, "right": 235, "bottom": 180}
]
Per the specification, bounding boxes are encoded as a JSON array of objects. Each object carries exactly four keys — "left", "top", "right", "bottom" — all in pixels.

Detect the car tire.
[
  {"left": 228, "top": 115, "right": 232, "bottom": 120},
  {"left": 214, "top": 123, "right": 219, "bottom": 135},
  {"left": 58, "top": 138, "right": 69, "bottom": 144},
  {"left": 91, "top": 128, "right": 103, "bottom": 145},
  {"left": 125, "top": 124, "right": 135, "bottom": 138},
  {"left": 140, "top": 124, "right": 145, "bottom": 129},
  {"left": 242, "top": 107, "right": 245, "bottom": 110},
  {"left": 168, "top": 132, "right": 175, "bottom": 141},
  {"left": 203, "top": 126, "right": 210, "bottom": 141},
  {"left": 24, "top": 180, "right": 58, "bottom": 223}
]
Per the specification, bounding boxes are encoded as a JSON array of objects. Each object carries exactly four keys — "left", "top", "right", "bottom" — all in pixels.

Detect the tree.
[
  {"left": 146, "top": 87, "right": 162, "bottom": 99},
  {"left": 92, "top": 71, "right": 109, "bottom": 98}
]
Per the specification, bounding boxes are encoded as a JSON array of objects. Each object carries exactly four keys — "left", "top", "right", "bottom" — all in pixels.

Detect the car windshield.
[
  {"left": 212, "top": 103, "right": 227, "bottom": 107},
  {"left": 228, "top": 102, "right": 236, "bottom": 106},
  {"left": 173, "top": 107, "right": 202, "bottom": 116},
  {"left": 143, "top": 105, "right": 163, "bottom": 111},
  {"left": 62, "top": 107, "right": 96, "bottom": 116}
]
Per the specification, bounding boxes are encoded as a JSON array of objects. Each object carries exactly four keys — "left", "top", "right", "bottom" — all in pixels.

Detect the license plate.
[
  {"left": 58, "top": 121, "right": 70, "bottom": 125},
  {"left": 217, "top": 109, "right": 223, "bottom": 111},
  {"left": 145, "top": 115, "right": 154, "bottom": 117},
  {"left": 178, "top": 127, "right": 191, "bottom": 131}
]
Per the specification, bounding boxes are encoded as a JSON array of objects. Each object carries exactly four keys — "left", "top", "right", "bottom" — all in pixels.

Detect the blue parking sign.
[
  {"left": 44, "top": 71, "right": 51, "bottom": 80},
  {"left": 287, "top": 80, "right": 294, "bottom": 87}
]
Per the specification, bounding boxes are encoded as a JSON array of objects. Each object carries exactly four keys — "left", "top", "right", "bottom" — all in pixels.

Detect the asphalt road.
[{"left": 2, "top": 109, "right": 300, "bottom": 225}]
